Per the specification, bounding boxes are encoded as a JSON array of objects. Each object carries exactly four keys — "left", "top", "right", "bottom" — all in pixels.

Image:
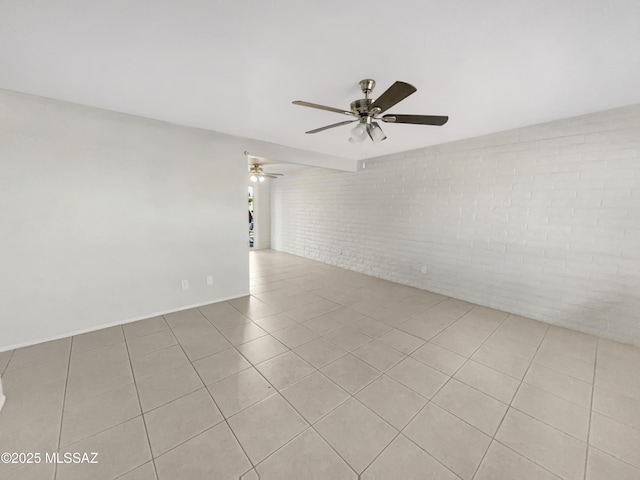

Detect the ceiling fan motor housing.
[{"left": 351, "top": 98, "right": 373, "bottom": 117}]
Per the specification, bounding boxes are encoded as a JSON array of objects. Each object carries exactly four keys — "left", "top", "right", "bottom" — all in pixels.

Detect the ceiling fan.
[
  {"left": 248, "top": 163, "right": 283, "bottom": 183},
  {"left": 293, "top": 79, "right": 448, "bottom": 143}
]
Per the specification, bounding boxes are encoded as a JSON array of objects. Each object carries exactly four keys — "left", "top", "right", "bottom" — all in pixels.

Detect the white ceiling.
[{"left": 1, "top": 0, "right": 639, "bottom": 162}]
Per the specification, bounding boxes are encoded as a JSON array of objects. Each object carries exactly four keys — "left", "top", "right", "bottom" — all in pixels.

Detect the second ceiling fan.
[
  {"left": 249, "top": 163, "right": 283, "bottom": 183},
  {"left": 293, "top": 79, "right": 448, "bottom": 143}
]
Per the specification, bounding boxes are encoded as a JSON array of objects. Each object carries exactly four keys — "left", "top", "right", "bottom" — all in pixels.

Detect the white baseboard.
[
  {"left": 0, "top": 378, "right": 5, "bottom": 413},
  {"left": 0, "top": 292, "right": 250, "bottom": 353}
]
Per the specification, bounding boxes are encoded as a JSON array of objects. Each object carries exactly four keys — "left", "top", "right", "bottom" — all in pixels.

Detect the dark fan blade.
[
  {"left": 370, "top": 81, "right": 417, "bottom": 114},
  {"left": 292, "top": 101, "right": 354, "bottom": 116},
  {"left": 381, "top": 114, "right": 449, "bottom": 126},
  {"left": 262, "top": 174, "right": 283, "bottom": 179},
  {"left": 306, "top": 120, "right": 357, "bottom": 134}
]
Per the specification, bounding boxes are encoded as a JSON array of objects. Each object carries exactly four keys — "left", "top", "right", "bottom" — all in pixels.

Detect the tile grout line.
[
  {"left": 122, "top": 324, "right": 161, "bottom": 480},
  {"left": 587, "top": 445, "right": 640, "bottom": 472},
  {"left": 232, "top": 350, "right": 360, "bottom": 476},
  {"left": 356, "top": 400, "right": 458, "bottom": 480},
  {"left": 111, "top": 461, "right": 156, "bottom": 480},
  {"left": 531, "top": 350, "right": 597, "bottom": 383},
  {"left": 469, "top": 323, "right": 558, "bottom": 480},
  {"left": 143, "top": 309, "right": 279, "bottom": 474},
  {"left": 53, "top": 337, "right": 73, "bottom": 480},
  {"left": 515, "top": 366, "right": 592, "bottom": 409},
  {"left": 583, "top": 338, "right": 599, "bottom": 480},
  {"left": 405, "top": 309, "right": 509, "bottom": 399},
  {"left": 0, "top": 350, "right": 16, "bottom": 376},
  {"left": 395, "top": 311, "right": 512, "bottom": 479},
  {"left": 256, "top": 275, "right": 450, "bottom": 327},
  {"left": 358, "top": 309, "right": 510, "bottom": 478},
  {"left": 199, "top": 303, "right": 358, "bottom": 476},
  {"left": 220, "top": 311, "right": 403, "bottom": 478},
  {"left": 476, "top": 324, "right": 554, "bottom": 477},
  {"left": 162, "top": 311, "right": 259, "bottom": 475},
  {"left": 228, "top": 356, "right": 351, "bottom": 475}
]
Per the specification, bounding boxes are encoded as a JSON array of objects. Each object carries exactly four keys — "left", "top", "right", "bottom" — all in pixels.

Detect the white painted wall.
[
  {"left": 252, "top": 179, "right": 271, "bottom": 250},
  {"left": 0, "top": 89, "right": 253, "bottom": 351},
  {"left": 272, "top": 104, "right": 640, "bottom": 346}
]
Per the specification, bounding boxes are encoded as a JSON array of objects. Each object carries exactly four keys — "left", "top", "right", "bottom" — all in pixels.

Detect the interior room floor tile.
[
  {"left": 475, "top": 441, "right": 561, "bottom": 480},
  {"left": 432, "top": 378, "right": 508, "bottom": 436},
  {"left": 207, "top": 367, "right": 275, "bottom": 418},
  {"left": 495, "top": 408, "right": 587, "bottom": 480},
  {"left": 2, "top": 249, "right": 640, "bottom": 479},
  {"left": 386, "top": 357, "right": 449, "bottom": 399},
  {"left": 154, "top": 422, "right": 251, "bottom": 480},
  {"left": 227, "top": 394, "right": 308, "bottom": 464},
  {"left": 129, "top": 344, "right": 190, "bottom": 380},
  {"left": 55, "top": 417, "right": 151, "bottom": 480},
  {"left": 410, "top": 342, "right": 467, "bottom": 375},
  {"left": 60, "top": 382, "right": 141, "bottom": 447},
  {"left": 0, "top": 462, "right": 57, "bottom": 480},
  {"left": 454, "top": 360, "right": 521, "bottom": 404},
  {"left": 351, "top": 340, "right": 406, "bottom": 372},
  {"left": 117, "top": 461, "right": 157, "bottom": 480},
  {"left": 523, "top": 362, "right": 593, "bottom": 408},
  {"left": 512, "top": 382, "right": 590, "bottom": 441},
  {"left": 355, "top": 375, "right": 427, "bottom": 429},
  {"left": 143, "top": 388, "right": 223, "bottom": 457},
  {"left": 5, "top": 338, "right": 71, "bottom": 372},
  {"left": 136, "top": 363, "right": 203, "bottom": 412},
  {"left": 255, "top": 428, "right": 356, "bottom": 479},
  {"left": 72, "top": 326, "right": 124, "bottom": 354},
  {"left": 320, "top": 354, "right": 381, "bottom": 394},
  {"left": 589, "top": 412, "right": 640, "bottom": 469},
  {"left": 122, "top": 316, "right": 168, "bottom": 340},
  {"left": 255, "top": 351, "right": 315, "bottom": 389},
  {"left": 361, "top": 434, "right": 460, "bottom": 480},
  {"left": 377, "top": 329, "right": 425, "bottom": 354},
  {"left": 280, "top": 371, "right": 349, "bottom": 424},
  {"left": 586, "top": 446, "right": 640, "bottom": 480},
  {"left": 314, "top": 398, "right": 397, "bottom": 474},
  {"left": 404, "top": 402, "right": 491, "bottom": 480},
  {"left": 236, "top": 334, "right": 289, "bottom": 365},
  {"left": 192, "top": 347, "right": 251, "bottom": 385},
  {"left": 293, "top": 337, "right": 347, "bottom": 368},
  {"left": 270, "top": 324, "right": 319, "bottom": 349}
]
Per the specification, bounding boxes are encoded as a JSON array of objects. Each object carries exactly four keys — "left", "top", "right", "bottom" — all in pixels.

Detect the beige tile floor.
[{"left": 1, "top": 249, "right": 640, "bottom": 479}]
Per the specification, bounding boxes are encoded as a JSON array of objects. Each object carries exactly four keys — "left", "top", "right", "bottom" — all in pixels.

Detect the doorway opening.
[{"left": 248, "top": 185, "right": 254, "bottom": 248}]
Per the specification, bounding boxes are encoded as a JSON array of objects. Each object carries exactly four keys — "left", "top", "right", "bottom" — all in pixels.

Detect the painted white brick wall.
[{"left": 272, "top": 104, "right": 640, "bottom": 346}]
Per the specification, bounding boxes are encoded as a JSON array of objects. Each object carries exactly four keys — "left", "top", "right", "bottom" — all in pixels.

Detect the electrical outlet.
[
  {"left": 421, "top": 266, "right": 428, "bottom": 275},
  {"left": 207, "top": 275, "right": 213, "bottom": 286},
  {"left": 181, "top": 280, "right": 189, "bottom": 290}
]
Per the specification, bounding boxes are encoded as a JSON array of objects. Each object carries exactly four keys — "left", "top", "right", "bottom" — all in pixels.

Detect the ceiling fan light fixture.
[
  {"left": 348, "top": 123, "right": 367, "bottom": 144},
  {"left": 351, "top": 124, "right": 365, "bottom": 136},
  {"left": 367, "top": 122, "right": 387, "bottom": 143},
  {"left": 258, "top": 176, "right": 265, "bottom": 182},
  {"left": 250, "top": 174, "right": 258, "bottom": 183}
]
